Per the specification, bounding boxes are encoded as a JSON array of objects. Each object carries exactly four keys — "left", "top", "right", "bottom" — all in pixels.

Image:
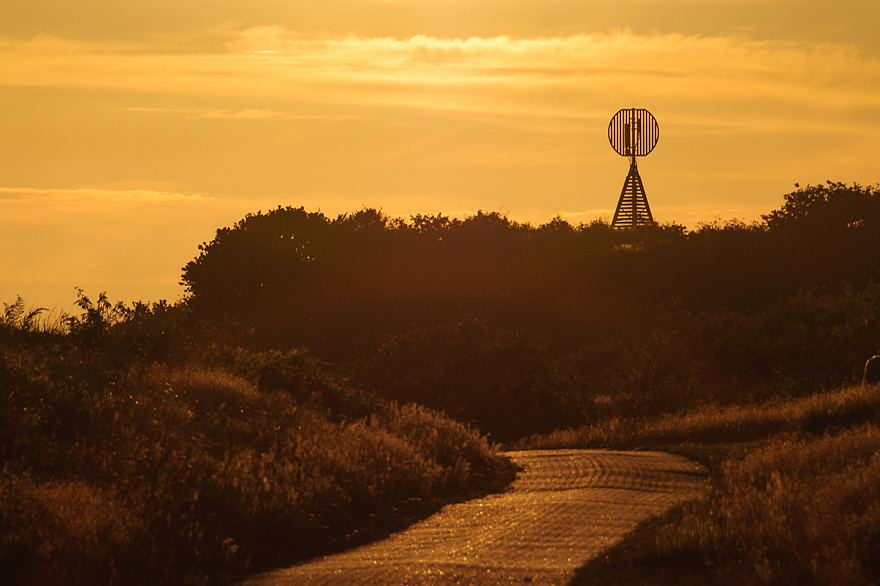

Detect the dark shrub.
[{"left": 353, "top": 317, "right": 582, "bottom": 441}]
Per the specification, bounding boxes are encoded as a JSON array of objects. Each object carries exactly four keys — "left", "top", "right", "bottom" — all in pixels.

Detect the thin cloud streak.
[
  {"left": 0, "top": 186, "right": 211, "bottom": 210},
  {"left": 197, "top": 109, "right": 361, "bottom": 121}
]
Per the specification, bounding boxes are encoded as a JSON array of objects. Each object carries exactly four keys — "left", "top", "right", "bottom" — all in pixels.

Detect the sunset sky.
[{"left": 1, "top": 0, "right": 879, "bottom": 309}]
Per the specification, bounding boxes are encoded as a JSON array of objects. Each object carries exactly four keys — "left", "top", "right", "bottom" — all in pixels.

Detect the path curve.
[{"left": 245, "top": 449, "right": 707, "bottom": 586}]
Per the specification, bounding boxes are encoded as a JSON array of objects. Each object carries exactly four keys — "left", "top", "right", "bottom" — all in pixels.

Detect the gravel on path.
[{"left": 245, "top": 449, "right": 708, "bottom": 586}]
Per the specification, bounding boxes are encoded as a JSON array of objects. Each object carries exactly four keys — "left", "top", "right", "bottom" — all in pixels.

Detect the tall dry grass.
[
  {"left": 656, "top": 425, "right": 880, "bottom": 585},
  {"left": 546, "top": 384, "right": 880, "bottom": 585},
  {"left": 0, "top": 321, "right": 515, "bottom": 586},
  {"left": 523, "top": 383, "right": 880, "bottom": 450}
]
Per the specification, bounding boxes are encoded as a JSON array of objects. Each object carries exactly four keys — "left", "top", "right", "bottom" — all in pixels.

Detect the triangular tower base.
[{"left": 611, "top": 159, "right": 654, "bottom": 229}]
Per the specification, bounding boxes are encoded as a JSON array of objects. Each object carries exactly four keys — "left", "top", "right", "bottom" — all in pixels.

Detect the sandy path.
[{"left": 245, "top": 449, "right": 707, "bottom": 586}]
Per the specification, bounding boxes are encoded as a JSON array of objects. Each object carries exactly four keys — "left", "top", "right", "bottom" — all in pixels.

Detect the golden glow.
[
  {"left": 3, "top": 31, "right": 877, "bottom": 116},
  {"left": 1, "top": 1, "right": 879, "bottom": 307}
]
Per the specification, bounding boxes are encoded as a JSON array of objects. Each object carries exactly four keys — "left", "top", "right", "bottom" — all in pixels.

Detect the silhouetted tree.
[
  {"left": 763, "top": 181, "right": 880, "bottom": 232},
  {"left": 178, "top": 183, "right": 880, "bottom": 422}
]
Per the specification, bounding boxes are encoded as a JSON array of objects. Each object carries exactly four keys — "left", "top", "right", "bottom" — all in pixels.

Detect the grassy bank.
[
  {"left": 520, "top": 384, "right": 880, "bottom": 586},
  {"left": 0, "top": 299, "right": 516, "bottom": 586}
]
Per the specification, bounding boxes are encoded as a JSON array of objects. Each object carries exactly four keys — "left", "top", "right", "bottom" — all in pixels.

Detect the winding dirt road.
[{"left": 245, "top": 449, "right": 707, "bottom": 586}]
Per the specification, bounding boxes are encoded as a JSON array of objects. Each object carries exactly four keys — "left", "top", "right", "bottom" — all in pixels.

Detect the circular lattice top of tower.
[{"left": 608, "top": 108, "right": 659, "bottom": 157}]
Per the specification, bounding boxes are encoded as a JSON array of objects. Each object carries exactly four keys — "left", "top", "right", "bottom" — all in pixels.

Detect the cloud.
[
  {"left": 0, "top": 186, "right": 210, "bottom": 211},
  {"left": 196, "top": 108, "right": 362, "bottom": 121},
  {"left": 118, "top": 106, "right": 361, "bottom": 121},
  {"left": 200, "top": 108, "right": 293, "bottom": 120},
  {"left": 1, "top": 29, "right": 877, "bottom": 127}
]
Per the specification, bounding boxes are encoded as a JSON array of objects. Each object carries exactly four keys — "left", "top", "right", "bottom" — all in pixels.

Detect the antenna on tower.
[{"left": 608, "top": 108, "right": 659, "bottom": 228}]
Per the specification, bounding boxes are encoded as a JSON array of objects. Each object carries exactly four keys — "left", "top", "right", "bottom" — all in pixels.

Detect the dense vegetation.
[
  {"left": 183, "top": 181, "right": 880, "bottom": 439},
  {"left": 3, "top": 180, "right": 880, "bottom": 584},
  {"left": 0, "top": 294, "right": 515, "bottom": 586}
]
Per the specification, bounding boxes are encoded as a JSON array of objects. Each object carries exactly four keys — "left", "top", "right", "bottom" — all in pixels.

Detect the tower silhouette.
[{"left": 608, "top": 108, "right": 659, "bottom": 228}]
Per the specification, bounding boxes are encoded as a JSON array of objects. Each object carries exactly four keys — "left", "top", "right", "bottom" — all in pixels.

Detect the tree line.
[{"left": 180, "top": 181, "right": 880, "bottom": 439}]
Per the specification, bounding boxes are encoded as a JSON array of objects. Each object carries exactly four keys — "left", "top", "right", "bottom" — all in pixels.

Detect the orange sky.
[{"left": 1, "top": 0, "right": 879, "bottom": 309}]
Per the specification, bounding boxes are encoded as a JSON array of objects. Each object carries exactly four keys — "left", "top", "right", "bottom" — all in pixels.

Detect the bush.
[
  {"left": 0, "top": 473, "right": 140, "bottom": 586},
  {"left": 352, "top": 317, "right": 581, "bottom": 441},
  {"left": 0, "top": 311, "right": 515, "bottom": 585},
  {"left": 223, "top": 347, "right": 381, "bottom": 421}
]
